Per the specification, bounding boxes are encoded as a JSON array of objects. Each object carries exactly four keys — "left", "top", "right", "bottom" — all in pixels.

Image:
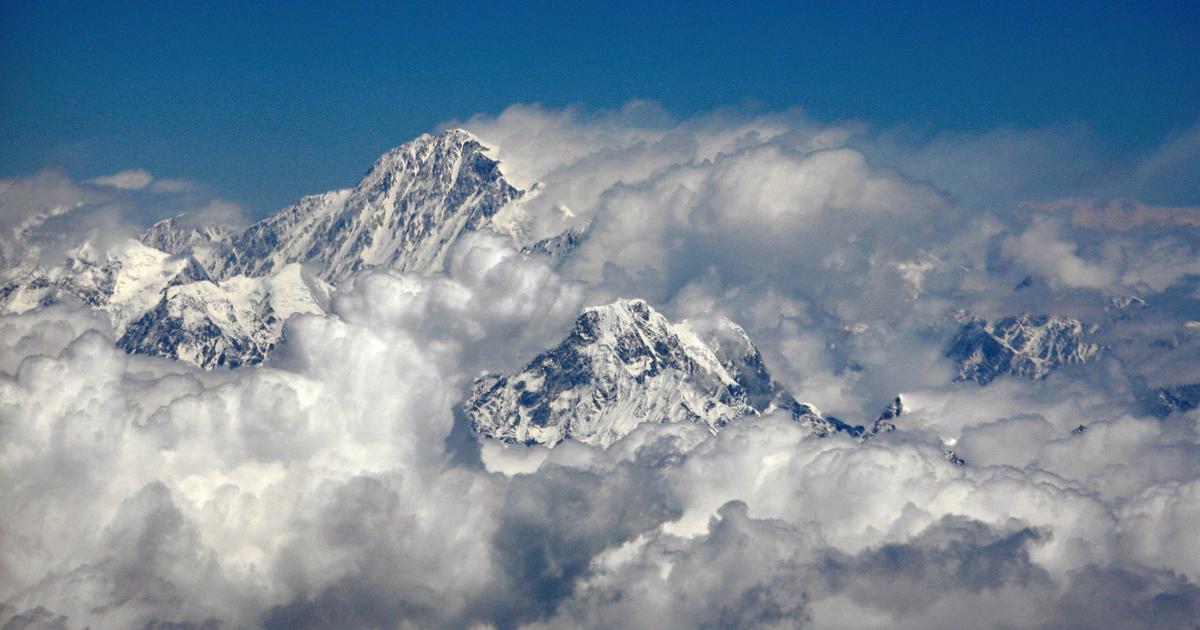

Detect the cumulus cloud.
[
  {"left": 3, "top": 281, "right": 1200, "bottom": 627},
  {"left": 457, "top": 102, "right": 1199, "bottom": 419},
  {"left": 3, "top": 102, "right": 1200, "bottom": 628},
  {"left": 1002, "top": 215, "right": 1119, "bottom": 291},
  {"left": 996, "top": 210, "right": 1200, "bottom": 297},
  {"left": 0, "top": 170, "right": 107, "bottom": 268}
]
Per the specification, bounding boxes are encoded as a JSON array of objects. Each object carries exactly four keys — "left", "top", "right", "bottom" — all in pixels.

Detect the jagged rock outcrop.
[{"left": 521, "top": 221, "right": 589, "bottom": 264}]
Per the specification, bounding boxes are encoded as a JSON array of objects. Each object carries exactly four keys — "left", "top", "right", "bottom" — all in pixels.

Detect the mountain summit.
[
  {"left": 145, "top": 129, "right": 522, "bottom": 283},
  {"left": 465, "top": 298, "right": 858, "bottom": 448}
]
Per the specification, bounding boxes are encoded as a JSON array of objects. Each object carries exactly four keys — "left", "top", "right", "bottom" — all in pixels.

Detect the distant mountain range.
[
  {"left": 5, "top": 129, "right": 1184, "bottom": 450},
  {"left": 2, "top": 130, "right": 579, "bottom": 369}
]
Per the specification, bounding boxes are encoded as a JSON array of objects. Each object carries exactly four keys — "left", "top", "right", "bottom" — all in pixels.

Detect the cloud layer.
[{"left": 3, "top": 103, "right": 1200, "bottom": 628}]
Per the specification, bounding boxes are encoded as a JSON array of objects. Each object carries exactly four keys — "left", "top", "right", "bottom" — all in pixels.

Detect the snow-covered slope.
[
  {"left": 465, "top": 298, "right": 857, "bottom": 448},
  {"left": 146, "top": 129, "right": 525, "bottom": 283},
  {"left": 945, "top": 313, "right": 1103, "bottom": 385},
  {"left": 0, "top": 239, "right": 199, "bottom": 334},
  {"left": 117, "top": 263, "right": 331, "bottom": 368},
  {"left": 140, "top": 217, "right": 232, "bottom": 268},
  {"left": 0, "top": 235, "right": 332, "bottom": 369}
]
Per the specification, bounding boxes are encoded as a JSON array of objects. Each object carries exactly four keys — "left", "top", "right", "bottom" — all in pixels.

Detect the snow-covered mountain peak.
[
  {"left": 141, "top": 216, "right": 233, "bottom": 256},
  {"left": 869, "top": 395, "right": 904, "bottom": 435},
  {"left": 118, "top": 262, "right": 331, "bottom": 369},
  {"left": 575, "top": 298, "right": 741, "bottom": 387},
  {"left": 466, "top": 298, "right": 857, "bottom": 448},
  {"left": 362, "top": 129, "right": 488, "bottom": 182},
  {"left": 189, "top": 128, "right": 523, "bottom": 284},
  {"left": 946, "top": 313, "right": 1103, "bottom": 384},
  {"left": 5, "top": 129, "right": 546, "bottom": 369}
]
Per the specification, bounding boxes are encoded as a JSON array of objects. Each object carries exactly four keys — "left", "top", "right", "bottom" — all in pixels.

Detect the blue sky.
[{"left": 2, "top": 0, "right": 1197, "bottom": 215}]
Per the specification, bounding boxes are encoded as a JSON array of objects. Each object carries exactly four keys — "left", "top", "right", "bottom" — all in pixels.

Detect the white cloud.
[
  {"left": 0, "top": 170, "right": 251, "bottom": 274},
  {"left": 3, "top": 283, "right": 1199, "bottom": 626},
  {"left": 0, "top": 170, "right": 108, "bottom": 269},
  {"left": 89, "top": 169, "right": 155, "bottom": 190},
  {"left": 1003, "top": 215, "right": 1118, "bottom": 291}
]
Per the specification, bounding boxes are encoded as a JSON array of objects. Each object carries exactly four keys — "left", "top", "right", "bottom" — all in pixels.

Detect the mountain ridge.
[
  {"left": 144, "top": 129, "right": 524, "bottom": 283},
  {"left": 945, "top": 313, "right": 1103, "bottom": 385},
  {"left": 3, "top": 130, "right": 548, "bottom": 368}
]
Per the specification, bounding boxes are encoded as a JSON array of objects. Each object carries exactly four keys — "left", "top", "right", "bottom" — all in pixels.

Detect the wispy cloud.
[
  {"left": 1028, "top": 197, "right": 1200, "bottom": 230},
  {"left": 88, "top": 168, "right": 154, "bottom": 190}
]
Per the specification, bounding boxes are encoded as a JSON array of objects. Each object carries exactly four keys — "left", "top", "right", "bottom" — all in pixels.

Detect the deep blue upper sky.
[{"left": 2, "top": 1, "right": 1197, "bottom": 215}]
